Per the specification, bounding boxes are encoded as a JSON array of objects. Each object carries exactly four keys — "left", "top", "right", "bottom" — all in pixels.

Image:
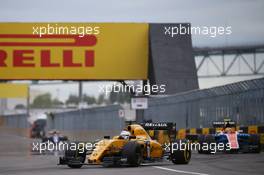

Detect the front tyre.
[
  {"left": 122, "top": 141, "right": 143, "bottom": 167},
  {"left": 64, "top": 149, "right": 86, "bottom": 168}
]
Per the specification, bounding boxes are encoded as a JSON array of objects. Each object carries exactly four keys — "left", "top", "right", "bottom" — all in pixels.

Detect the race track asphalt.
[{"left": 0, "top": 133, "right": 263, "bottom": 175}]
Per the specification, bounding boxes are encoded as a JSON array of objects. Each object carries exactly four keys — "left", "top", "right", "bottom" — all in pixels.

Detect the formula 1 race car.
[
  {"left": 42, "top": 130, "right": 68, "bottom": 145},
  {"left": 198, "top": 120, "right": 261, "bottom": 154},
  {"left": 30, "top": 119, "right": 47, "bottom": 139},
  {"left": 58, "top": 122, "right": 191, "bottom": 168},
  {"left": 30, "top": 130, "right": 69, "bottom": 155}
]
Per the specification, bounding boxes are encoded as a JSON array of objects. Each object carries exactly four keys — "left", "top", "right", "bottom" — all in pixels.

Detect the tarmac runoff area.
[{"left": 0, "top": 133, "right": 264, "bottom": 175}]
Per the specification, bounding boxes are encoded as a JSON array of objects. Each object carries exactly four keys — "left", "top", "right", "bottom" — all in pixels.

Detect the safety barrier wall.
[
  {"left": 0, "top": 105, "right": 125, "bottom": 140},
  {"left": 47, "top": 105, "right": 125, "bottom": 141},
  {"left": 0, "top": 114, "right": 28, "bottom": 128},
  {"left": 0, "top": 114, "right": 29, "bottom": 137}
]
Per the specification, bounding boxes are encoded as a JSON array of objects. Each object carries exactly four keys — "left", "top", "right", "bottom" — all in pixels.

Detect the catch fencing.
[{"left": 145, "top": 78, "right": 264, "bottom": 129}]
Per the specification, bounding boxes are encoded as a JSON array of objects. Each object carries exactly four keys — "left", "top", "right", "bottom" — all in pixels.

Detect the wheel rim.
[{"left": 184, "top": 149, "right": 190, "bottom": 161}]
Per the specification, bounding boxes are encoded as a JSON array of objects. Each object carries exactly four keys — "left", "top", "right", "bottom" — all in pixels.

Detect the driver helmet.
[{"left": 120, "top": 130, "right": 131, "bottom": 139}]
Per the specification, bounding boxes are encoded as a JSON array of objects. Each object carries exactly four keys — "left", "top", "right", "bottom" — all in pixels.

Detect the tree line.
[{"left": 21, "top": 89, "right": 131, "bottom": 109}]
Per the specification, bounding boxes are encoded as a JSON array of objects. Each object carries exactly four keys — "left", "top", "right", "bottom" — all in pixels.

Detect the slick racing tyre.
[
  {"left": 249, "top": 134, "right": 261, "bottom": 153},
  {"left": 171, "top": 140, "right": 191, "bottom": 164},
  {"left": 198, "top": 135, "right": 216, "bottom": 154},
  {"left": 122, "top": 141, "right": 143, "bottom": 167}
]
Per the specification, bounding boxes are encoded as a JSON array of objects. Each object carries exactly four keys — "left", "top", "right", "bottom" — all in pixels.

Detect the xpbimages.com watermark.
[
  {"left": 98, "top": 83, "right": 166, "bottom": 96},
  {"left": 164, "top": 24, "right": 232, "bottom": 38},
  {"left": 32, "top": 24, "right": 100, "bottom": 37},
  {"left": 32, "top": 141, "right": 95, "bottom": 154},
  {"left": 32, "top": 140, "right": 231, "bottom": 154},
  {"left": 164, "top": 140, "right": 231, "bottom": 154}
]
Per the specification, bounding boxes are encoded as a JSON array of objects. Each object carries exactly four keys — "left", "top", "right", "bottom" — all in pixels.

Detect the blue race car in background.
[{"left": 198, "top": 120, "right": 261, "bottom": 154}]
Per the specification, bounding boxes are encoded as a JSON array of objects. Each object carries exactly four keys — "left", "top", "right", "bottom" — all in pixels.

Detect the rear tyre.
[
  {"left": 249, "top": 134, "right": 261, "bottom": 153},
  {"left": 122, "top": 141, "right": 143, "bottom": 167},
  {"left": 41, "top": 137, "right": 48, "bottom": 143},
  {"left": 198, "top": 135, "right": 205, "bottom": 154},
  {"left": 171, "top": 140, "right": 191, "bottom": 164},
  {"left": 61, "top": 136, "right": 68, "bottom": 142},
  {"left": 198, "top": 135, "right": 215, "bottom": 154}
]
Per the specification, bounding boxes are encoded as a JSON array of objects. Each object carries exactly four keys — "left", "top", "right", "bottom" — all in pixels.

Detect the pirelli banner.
[{"left": 0, "top": 23, "right": 149, "bottom": 80}]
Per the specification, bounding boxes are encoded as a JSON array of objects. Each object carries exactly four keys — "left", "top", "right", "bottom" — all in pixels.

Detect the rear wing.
[
  {"left": 125, "top": 121, "right": 177, "bottom": 142},
  {"left": 141, "top": 122, "right": 177, "bottom": 142},
  {"left": 125, "top": 121, "right": 176, "bottom": 131},
  {"left": 141, "top": 122, "right": 176, "bottom": 131},
  {"left": 212, "top": 121, "right": 236, "bottom": 128}
]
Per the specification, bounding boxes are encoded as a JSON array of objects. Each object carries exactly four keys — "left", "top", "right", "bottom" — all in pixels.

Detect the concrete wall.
[
  {"left": 0, "top": 105, "right": 125, "bottom": 140},
  {"left": 0, "top": 113, "right": 29, "bottom": 137},
  {"left": 0, "top": 113, "right": 29, "bottom": 128},
  {"left": 47, "top": 105, "right": 125, "bottom": 141},
  {"left": 149, "top": 23, "right": 199, "bottom": 94}
]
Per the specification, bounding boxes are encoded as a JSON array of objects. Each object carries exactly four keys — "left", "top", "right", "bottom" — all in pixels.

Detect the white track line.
[{"left": 152, "top": 166, "right": 209, "bottom": 175}]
